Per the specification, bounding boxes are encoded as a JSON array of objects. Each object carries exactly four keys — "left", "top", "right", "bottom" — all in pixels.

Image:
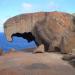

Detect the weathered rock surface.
[
  {"left": 70, "top": 59, "right": 75, "bottom": 67},
  {"left": 33, "top": 44, "right": 44, "bottom": 53},
  {"left": 4, "top": 11, "right": 75, "bottom": 53},
  {"left": 72, "top": 49, "right": 75, "bottom": 54},
  {"left": 62, "top": 54, "right": 75, "bottom": 61},
  {"left": 62, "top": 54, "right": 75, "bottom": 67},
  {"left": 0, "top": 52, "right": 75, "bottom": 75}
]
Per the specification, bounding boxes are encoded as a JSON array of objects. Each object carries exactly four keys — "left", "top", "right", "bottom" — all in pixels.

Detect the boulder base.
[
  {"left": 62, "top": 54, "right": 75, "bottom": 61},
  {"left": 33, "top": 44, "right": 45, "bottom": 53},
  {"left": 70, "top": 59, "right": 75, "bottom": 67}
]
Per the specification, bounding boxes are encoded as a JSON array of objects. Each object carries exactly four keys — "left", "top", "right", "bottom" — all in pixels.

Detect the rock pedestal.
[{"left": 33, "top": 44, "right": 45, "bottom": 53}]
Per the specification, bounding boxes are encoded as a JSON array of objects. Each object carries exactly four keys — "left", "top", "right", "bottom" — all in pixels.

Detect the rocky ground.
[
  {"left": 62, "top": 53, "right": 75, "bottom": 67},
  {"left": 0, "top": 49, "right": 75, "bottom": 75},
  {"left": 0, "top": 50, "right": 75, "bottom": 75}
]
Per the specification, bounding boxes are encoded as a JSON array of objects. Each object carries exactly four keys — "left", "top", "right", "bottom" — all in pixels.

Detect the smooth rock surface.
[
  {"left": 0, "top": 52, "right": 75, "bottom": 75},
  {"left": 62, "top": 54, "right": 75, "bottom": 61}
]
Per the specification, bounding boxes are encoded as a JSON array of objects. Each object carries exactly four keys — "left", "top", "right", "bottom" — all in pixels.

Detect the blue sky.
[{"left": 0, "top": 0, "right": 75, "bottom": 32}]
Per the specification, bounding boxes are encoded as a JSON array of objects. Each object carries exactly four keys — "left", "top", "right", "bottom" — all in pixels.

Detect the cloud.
[
  {"left": 48, "top": 1, "right": 59, "bottom": 9},
  {"left": 22, "top": 3, "right": 32, "bottom": 8}
]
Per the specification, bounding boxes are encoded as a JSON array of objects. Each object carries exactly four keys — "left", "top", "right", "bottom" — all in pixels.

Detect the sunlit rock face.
[
  {"left": 4, "top": 11, "right": 75, "bottom": 53},
  {"left": 33, "top": 44, "right": 45, "bottom": 53}
]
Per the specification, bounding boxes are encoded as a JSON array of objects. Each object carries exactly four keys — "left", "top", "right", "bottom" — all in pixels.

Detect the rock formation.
[
  {"left": 62, "top": 54, "right": 75, "bottom": 61},
  {"left": 70, "top": 59, "right": 75, "bottom": 67},
  {"left": 4, "top": 11, "right": 75, "bottom": 53},
  {"left": 33, "top": 44, "right": 45, "bottom": 53},
  {"left": 62, "top": 54, "right": 75, "bottom": 67}
]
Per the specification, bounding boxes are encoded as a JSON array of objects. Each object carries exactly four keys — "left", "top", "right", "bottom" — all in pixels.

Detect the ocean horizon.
[{"left": 0, "top": 32, "right": 36, "bottom": 52}]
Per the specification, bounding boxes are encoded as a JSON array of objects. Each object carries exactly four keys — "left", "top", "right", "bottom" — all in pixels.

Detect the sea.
[{"left": 0, "top": 32, "right": 36, "bottom": 52}]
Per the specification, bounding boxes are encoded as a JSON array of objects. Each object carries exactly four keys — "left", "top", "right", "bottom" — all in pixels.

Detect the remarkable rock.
[{"left": 4, "top": 11, "right": 75, "bottom": 53}]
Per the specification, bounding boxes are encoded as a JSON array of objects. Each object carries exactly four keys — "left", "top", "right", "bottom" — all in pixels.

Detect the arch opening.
[{"left": 11, "top": 32, "right": 38, "bottom": 46}]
